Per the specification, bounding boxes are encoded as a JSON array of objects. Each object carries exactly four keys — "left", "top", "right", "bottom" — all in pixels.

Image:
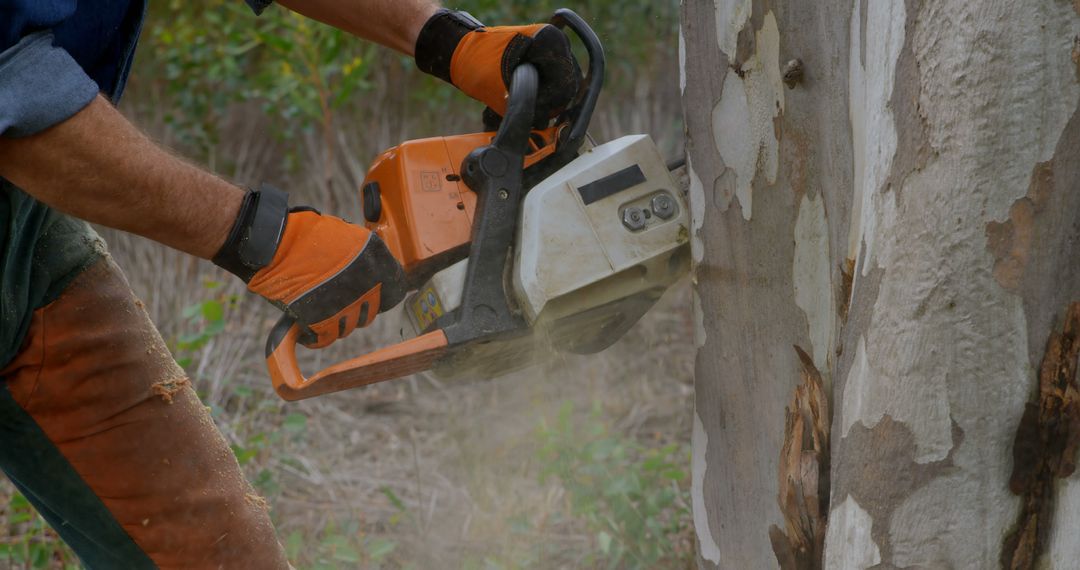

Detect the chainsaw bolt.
[
  {"left": 498, "top": 189, "right": 509, "bottom": 200},
  {"left": 652, "top": 194, "right": 676, "bottom": 220},
  {"left": 622, "top": 207, "right": 647, "bottom": 231}
]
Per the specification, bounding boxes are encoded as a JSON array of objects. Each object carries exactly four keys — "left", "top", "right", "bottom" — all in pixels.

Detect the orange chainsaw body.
[
  {"left": 361, "top": 129, "right": 557, "bottom": 277},
  {"left": 265, "top": 8, "right": 602, "bottom": 401}
]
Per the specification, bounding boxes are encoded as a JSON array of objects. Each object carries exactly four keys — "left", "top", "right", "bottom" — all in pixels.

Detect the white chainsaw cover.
[
  {"left": 512, "top": 134, "right": 688, "bottom": 323},
  {"left": 398, "top": 134, "right": 690, "bottom": 379}
]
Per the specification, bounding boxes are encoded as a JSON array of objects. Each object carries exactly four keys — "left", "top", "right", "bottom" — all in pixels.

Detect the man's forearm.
[
  {"left": 0, "top": 95, "right": 244, "bottom": 259},
  {"left": 276, "top": 0, "right": 439, "bottom": 55}
]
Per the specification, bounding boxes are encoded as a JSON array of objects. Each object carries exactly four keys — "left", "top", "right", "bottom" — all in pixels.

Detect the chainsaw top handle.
[{"left": 550, "top": 8, "right": 604, "bottom": 152}]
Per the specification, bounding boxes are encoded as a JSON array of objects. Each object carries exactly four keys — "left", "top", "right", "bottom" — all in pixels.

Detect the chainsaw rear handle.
[{"left": 264, "top": 63, "right": 541, "bottom": 401}]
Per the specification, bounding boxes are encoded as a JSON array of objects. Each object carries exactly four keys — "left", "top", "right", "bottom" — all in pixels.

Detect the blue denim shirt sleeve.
[
  {"left": 246, "top": 0, "right": 272, "bottom": 15},
  {"left": 0, "top": 31, "right": 98, "bottom": 138}
]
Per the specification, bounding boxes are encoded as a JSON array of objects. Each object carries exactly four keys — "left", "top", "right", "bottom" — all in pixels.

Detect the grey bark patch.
[
  {"left": 1001, "top": 303, "right": 1080, "bottom": 570},
  {"left": 883, "top": 0, "right": 932, "bottom": 200},
  {"left": 986, "top": 102, "right": 1080, "bottom": 366},
  {"left": 694, "top": 188, "right": 805, "bottom": 568},
  {"left": 830, "top": 415, "right": 962, "bottom": 568},
  {"left": 682, "top": 0, "right": 733, "bottom": 215}
]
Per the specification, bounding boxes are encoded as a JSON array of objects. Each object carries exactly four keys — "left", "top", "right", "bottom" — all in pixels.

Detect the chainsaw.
[{"left": 265, "top": 9, "right": 690, "bottom": 401}]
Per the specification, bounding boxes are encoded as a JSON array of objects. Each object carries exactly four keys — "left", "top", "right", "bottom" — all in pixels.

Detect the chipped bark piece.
[
  {"left": 1003, "top": 302, "right": 1080, "bottom": 569},
  {"left": 771, "top": 346, "right": 830, "bottom": 570},
  {"left": 838, "top": 258, "right": 856, "bottom": 324}
]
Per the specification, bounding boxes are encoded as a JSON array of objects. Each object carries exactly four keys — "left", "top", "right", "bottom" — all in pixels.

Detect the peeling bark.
[
  {"left": 1003, "top": 303, "right": 1080, "bottom": 570},
  {"left": 770, "top": 346, "right": 830, "bottom": 570},
  {"left": 684, "top": 0, "right": 1080, "bottom": 567}
]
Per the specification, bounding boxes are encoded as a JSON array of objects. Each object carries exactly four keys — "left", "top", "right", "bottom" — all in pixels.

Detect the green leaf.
[
  {"left": 663, "top": 468, "right": 687, "bottom": 481},
  {"left": 285, "top": 531, "right": 304, "bottom": 561},
  {"left": 367, "top": 538, "right": 397, "bottom": 562},
  {"left": 231, "top": 444, "right": 258, "bottom": 466},
  {"left": 334, "top": 546, "right": 361, "bottom": 563},
  {"left": 233, "top": 386, "right": 253, "bottom": 398},
  {"left": 201, "top": 300, "right": 224, "bottom": 322},
  {"left": 380, "top": 486, "right": 406, "bottom": 512},
  {"left": 283, "top": 413, "right": 308, "bottom": 434},
  {"left": 181, "top": 302, "right": 203, "bottom": 320},
  {"left": 10, "top": 492, "right": 29, "bottom": 509},
  {"left": 597, "top": 531, "right": 612, "bottom": 554}
]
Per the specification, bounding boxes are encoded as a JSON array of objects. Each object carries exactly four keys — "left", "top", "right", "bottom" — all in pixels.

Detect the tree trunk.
[{"left": 681, "top": 0, "right": 1080, "bottom": 568}]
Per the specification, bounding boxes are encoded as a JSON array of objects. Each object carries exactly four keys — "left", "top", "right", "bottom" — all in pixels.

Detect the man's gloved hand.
[
  {"left": 414, "top": 9, "right": 583, "bottom": 121},
  {"left": 213, "top": 185, "right": 407, "bottom": 349}
]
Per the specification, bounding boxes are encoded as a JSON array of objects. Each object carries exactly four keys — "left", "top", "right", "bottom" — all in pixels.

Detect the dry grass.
[{"left": 93, "top": 228, "right": 695, "bottom": 568}]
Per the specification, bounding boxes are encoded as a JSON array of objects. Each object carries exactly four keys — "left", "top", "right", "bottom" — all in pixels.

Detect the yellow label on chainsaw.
[{"left": 411, "top": 287, "right": 444, "bottom": 329}]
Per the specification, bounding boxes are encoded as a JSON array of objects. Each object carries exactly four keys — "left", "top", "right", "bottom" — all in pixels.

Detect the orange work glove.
[
  {"left": 213, "top": 185, "right": 407, "bottom": 349},
  {"left": 414, "top": 9, "right": 583, "bottom": 121}
]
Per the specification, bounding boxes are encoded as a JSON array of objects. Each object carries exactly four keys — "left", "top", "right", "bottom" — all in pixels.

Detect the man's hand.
[
  {"left": 414, "top": 9, "right": 583, "bottom": 120},
  {"left": 213, "top": 186, "right": 407, "bottom": 348}
]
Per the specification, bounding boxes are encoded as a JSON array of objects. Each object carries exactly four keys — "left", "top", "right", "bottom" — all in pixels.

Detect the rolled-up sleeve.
[{"left": 0, "top": 31, "right": 99, "bottom": 138}]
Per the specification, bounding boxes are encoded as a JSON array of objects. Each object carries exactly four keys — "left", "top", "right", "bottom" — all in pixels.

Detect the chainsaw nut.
[
  {"left": 651, "top": 194, "right": 676, "bottom": 220},
  {"left": 622, "top": 207, "right": 647, "bottom": 231}
]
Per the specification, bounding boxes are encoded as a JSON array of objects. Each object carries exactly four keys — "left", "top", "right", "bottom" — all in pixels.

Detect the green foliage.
[
  {"left": 173, "top": 280, "right": 232, "bottom": 368},
  {"left": 142, "top": 0, "right": 257, "bottom": 151},
  {"left": 0, "top": 491, "right": 79, "bottom": 568},
  {"left": 140, "top": 0, "right": 381, "bottom": 158},
  {"left": 133, "top": 1, "right": 679, "bottom": 157},
  {"left": 536, "top": 402, "right": 693, "bottom": 569},
  {"left": 282, "top": 519, "right": 399, "bottom": 570}
]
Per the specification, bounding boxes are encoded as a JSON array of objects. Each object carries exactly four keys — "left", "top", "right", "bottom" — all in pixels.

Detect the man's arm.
[
  {"left": 275, "top": 0, "right": 438, "bottom": 55},
  {"left": 0, "top": 1, "right": 442, "bottom": 258},
  {"left": 0, "top": 95, "right": 244, "bottom": 259}
]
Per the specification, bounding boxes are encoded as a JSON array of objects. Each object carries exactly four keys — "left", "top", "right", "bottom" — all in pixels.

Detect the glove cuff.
[
  {"left": 414, "top": 9, "right": 483, "bottom": 83},
  {"left": 213, "top": 184, "right": 289, "bottom": 282}
]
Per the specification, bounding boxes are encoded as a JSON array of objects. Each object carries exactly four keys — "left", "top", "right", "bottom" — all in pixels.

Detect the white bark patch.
[
  {"left": 834, "top": 0, "right": 1080, "bottom": 566},
  {"left": 688, "top": 160, "right": 706, "bottom": 263},
  {"left": 841, "top": 327, "right": 953, "bottom": 464},
  {"left": 846, "top": 0, "right": 905, "bottom": 274},
  {"left": 793, "top": 193, "right": 835, "bottom": 373},
  {"left": 1047, "top": 475, "right": 1080, "bottom": 569},
  {"left": 692, "top": 411, "right": 722, "bottom": 564},
  {"left": 692, "top": 288, "right": 707, "bottom": 349},
  {"left": 713, "top": 0, "right": 751, "bottom": 58},
  {"left": 823, "top": 496, "right": 881, "bottom": 570},
  {"left": 709, "top": 11, "right": 783, "bottom": 221},
  {"left": 679, "top": 26, "right": 687, "bottom": 95}
]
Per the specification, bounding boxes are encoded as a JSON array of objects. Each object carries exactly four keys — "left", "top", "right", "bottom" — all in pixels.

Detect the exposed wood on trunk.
[
  {"left": 770, "top": 346, "right": 830, "bottom": 570},
  {"left": 1002, "top": 303, "right": 1080, "bottom": 570}
]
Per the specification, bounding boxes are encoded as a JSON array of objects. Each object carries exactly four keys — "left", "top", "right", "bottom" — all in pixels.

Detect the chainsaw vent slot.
[{"left": 577, "top": 164, "right": 646, "bottom": 205}]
